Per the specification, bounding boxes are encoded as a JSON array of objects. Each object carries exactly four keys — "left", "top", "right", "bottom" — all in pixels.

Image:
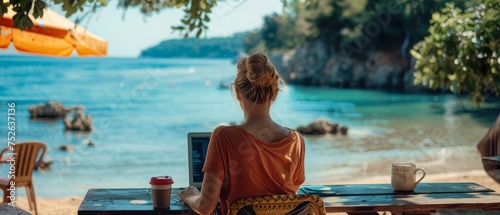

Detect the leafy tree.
[
  {"left": 244, "top": 13, "right": 306, "bottom": 53},
  {"left": 308, "top": 0, "right": 366, "bottom": 47},
  {"left": 243, "top": 0, "right": 312, "bottom": 53},
  {"left": 411, "top": 0, "right": 500, "bottom": 105},
  {"left": 308, "top": 0, "right": 476, "bottom": 55},
  {"left": 0, "top": 0, "right": 317, "bottom": 38}
]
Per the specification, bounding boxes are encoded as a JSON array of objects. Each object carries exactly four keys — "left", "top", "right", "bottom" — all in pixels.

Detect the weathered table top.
[
  {"left": 78, "top": 188, "right": 194, "bottom": 215},
  {"left": 298, "top": 182, "right": 495, "bottom": 196},
  {"left": 78, "top": 182, "right": 500, "bottom": 215},
  {"left": 299, "top": 182, "right": 500, "bottom": 214},
  {"left": 0, "top": 203, "right": 31, "bottom": 215}
]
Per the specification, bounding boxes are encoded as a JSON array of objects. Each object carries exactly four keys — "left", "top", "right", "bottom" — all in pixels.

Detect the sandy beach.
[{"left": 3, "top": 169, "right": 499, "bottom": 215}]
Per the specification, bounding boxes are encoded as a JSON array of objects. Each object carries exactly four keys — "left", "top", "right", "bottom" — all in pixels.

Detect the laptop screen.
[{"left": 188, "top": 132, "right": 211, "bottom": 188}]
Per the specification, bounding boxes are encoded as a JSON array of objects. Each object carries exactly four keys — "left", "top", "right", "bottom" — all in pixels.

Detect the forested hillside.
[{"left": 140, "top": 33, "right": 246, "bottom": 58}]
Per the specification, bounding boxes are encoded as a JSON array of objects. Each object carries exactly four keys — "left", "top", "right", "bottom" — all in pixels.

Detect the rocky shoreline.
[{"left": 269, "top": 40, "right": 428, "bottom": 92}]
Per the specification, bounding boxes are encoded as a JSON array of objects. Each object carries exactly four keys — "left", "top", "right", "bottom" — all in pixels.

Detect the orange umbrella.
[{"left": 0, "top": 1, "right": 107, "bottom": 57}]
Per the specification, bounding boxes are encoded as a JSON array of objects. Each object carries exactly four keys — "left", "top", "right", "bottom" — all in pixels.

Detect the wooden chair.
[
  {"left": 0, "top": 141, "right": 47, "bottom": 215},
  {"left": 228, "top": 194, "right": 326, "bottom": 215}
]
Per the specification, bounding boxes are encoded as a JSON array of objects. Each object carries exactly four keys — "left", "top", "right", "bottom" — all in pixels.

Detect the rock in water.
[
  {"left": 297, "top": 118, "right": 329, "bottom": 135},
  {"left": 36, "top": 160, "right": 53, "bottom": 171},
  {"left": 340, "top": 126, "right": 349, "bottom": 135},
  {"left": 28, "top": 101, "right": 70, "bottom": 118},
  {"left": 82, "top": 139, "right": 96, "bottom": 147},
  {"left": 64, "top": 107, "right": 93, "bottom": 131},
  {"left": 58, "top": 145, "right": 74, "bottom": 152},
  {"left": 297, "top": 118, "right": 348, "bottom": 135}
]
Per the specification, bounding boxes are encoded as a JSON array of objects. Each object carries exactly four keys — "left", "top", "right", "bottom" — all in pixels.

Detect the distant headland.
[{"left": 139, "top": 33, "right": 246, "bottom": 59}]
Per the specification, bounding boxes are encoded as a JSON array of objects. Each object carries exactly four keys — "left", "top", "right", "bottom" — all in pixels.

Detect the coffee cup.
[
  {"left": 150, "top": 176, "right": 174, "bottom": 208},
  {"left": 391, "top": 162, "right": 425, "bottom": 191}
]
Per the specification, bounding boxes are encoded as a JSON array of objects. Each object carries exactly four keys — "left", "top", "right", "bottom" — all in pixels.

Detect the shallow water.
[{"left": 0, "top": 56, "right": 498, "bottom": 198}]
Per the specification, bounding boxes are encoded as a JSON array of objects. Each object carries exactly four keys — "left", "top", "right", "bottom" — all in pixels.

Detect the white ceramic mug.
[{"left": 391, "top": 162, "right": 426, "bottom": 191}]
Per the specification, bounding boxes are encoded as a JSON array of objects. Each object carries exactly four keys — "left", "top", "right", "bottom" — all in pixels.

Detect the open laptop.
[{"left": 187, "top": 132, "right": 212, "bottom": 190}]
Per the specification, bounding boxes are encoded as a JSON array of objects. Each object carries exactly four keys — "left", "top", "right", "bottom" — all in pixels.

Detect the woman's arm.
[{"left": 178, "top": 172, "right": 222, "bottom": 215}]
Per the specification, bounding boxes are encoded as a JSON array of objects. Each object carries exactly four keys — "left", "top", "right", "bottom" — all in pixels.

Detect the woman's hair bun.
[
  {"left": 234, "top": 52, "right": 282, "bottom": 104},
  {"left": 245, "top": 53, "right": 277, "bottom": 87}
]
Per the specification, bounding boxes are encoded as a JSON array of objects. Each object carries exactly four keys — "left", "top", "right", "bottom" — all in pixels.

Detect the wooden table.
[
  {"left": 0, "top": 203, "right": 31, "bottom": 215},
  {"left": 78, "top": 188, "right": 196, "bottom": 215},
  {"left": 298, "top": 182, "right": 500, "bottom": 214},
  {"left": 78, "top": 182, "right": 500, "bottom": 215}
]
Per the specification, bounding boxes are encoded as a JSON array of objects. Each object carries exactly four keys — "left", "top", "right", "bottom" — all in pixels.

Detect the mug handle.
[{"left": 413, "top": 167, "right": 426, "bottom": 189}]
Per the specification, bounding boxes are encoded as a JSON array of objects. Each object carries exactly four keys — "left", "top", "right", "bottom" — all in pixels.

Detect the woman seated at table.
[{"left": 178, "top": 52, "right": 306, "bottom": 215}]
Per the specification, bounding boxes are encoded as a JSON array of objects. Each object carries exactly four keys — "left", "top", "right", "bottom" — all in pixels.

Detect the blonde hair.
[{"left": 234, "top": 53, "right": 282, "bottom": 104}]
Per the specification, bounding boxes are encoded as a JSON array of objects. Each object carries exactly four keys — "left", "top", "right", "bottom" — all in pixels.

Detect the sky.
[
  {"left": 70, "top": 0, "right": 284, "bottom": 57},
  {"left": 1, "top": 0, "right": 284, "bottom": 57}
]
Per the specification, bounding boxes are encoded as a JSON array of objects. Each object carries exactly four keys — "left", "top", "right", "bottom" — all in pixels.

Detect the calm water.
[{"left": 0, "top": 55, "right": 498, "bottom": 198}]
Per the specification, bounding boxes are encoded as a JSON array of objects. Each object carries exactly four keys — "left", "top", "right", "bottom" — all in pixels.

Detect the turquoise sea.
[{"left": 0, "top": 55, "right": 498, "bottom": 198}]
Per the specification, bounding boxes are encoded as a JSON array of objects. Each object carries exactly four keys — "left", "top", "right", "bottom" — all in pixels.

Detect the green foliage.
[
  {"left": 33, "top": 0, "right": 45, "bottom": 19},
  {"left": 411, "top": 0, "right": 500, "bottom": 105},
  {"left": 308, "top": 0, "right": 479, "bottom": 53},
  {"left": 308, "top": 0, "right": 368, "bottom": 45},
  {"left": 117, "top": 0, "right": 215, "bottom": 38},
  {"left": 243, "top": 0, "right": 313, "bottom": 53},
  {"left": 8, "top": 0, "right": 36, "bottom": 30},
  {"left": 282, "top": 0, "right": 319, "bottom": 10},
  {"left": 244, "top": 0, "right": 466, "bottom": 55},
  {"left": 140, "top": 32, "right": 246, "bottom": 58},
  {"left": 0, "top": 1, "right": 10, "bottom": 15},
  {"left": 0, "top": 0, "right": 317, "bottom": 38},
  {"left": 244, "top": 13, "right": 306, "bottom": 53},
  {"left": 1, "top": 0, "right": 105, "bottom": 29}
]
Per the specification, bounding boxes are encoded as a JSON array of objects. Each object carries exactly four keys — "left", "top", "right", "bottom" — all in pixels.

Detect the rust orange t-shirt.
[{"left": 202, "top": 125, "right": 306, "bottom": 214}]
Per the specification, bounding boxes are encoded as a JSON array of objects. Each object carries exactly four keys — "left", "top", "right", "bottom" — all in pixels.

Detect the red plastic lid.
[{"left": 150, "top": 176, "right": 174, "bottom": 185}]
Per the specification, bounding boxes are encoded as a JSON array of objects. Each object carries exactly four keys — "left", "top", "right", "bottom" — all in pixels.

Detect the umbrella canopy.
[{"left": 0, "top": 1, "right": 107, "bottom": 57}]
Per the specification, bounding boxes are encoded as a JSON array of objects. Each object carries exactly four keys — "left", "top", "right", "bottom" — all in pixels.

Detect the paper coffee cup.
[{"left": 150, "top": 176, "right": 174, "bottom": 208}]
